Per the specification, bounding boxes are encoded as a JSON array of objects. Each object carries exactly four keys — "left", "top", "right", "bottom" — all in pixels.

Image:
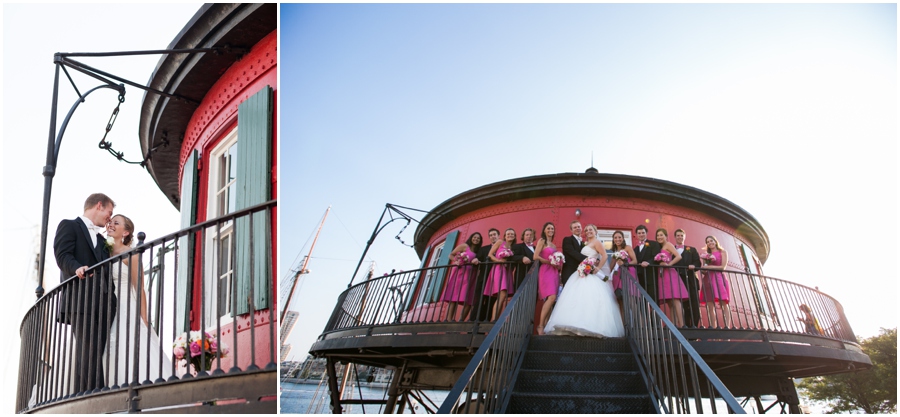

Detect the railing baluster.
[
  {"left": 170, "top": 235, "right": 181, "bottom": 380},
  {"left": 247, "top": 211, "right": 258, "bottom": 371},
  {"left": 18, "top": 201, "right": 276, "bottom": 410},
  {"left": 266, "top": 208, "right": 277, "bottom": 370}
]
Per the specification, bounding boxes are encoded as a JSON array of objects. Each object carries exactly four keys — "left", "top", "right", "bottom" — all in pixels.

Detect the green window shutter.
[
  {"left": 177, "top": 150, "right": 199, "bottom": 334},
  {"left": 424, "top": 231, "right": 459, "bottom": 303},
  {"left": 235, "top": 86, "right": 273, "bottom": 315}
]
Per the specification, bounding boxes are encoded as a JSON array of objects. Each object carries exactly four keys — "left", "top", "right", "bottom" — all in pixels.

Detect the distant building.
[{"left": 280, "top": 311, "right": 300, "bottom": 361}]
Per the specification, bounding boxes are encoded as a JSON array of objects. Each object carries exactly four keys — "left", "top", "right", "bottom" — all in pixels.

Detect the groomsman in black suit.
[
  {"left": 54, "top": 193, "right": 117, "bottom": 394},
  {"left": 674, "top": 229, "right": 702, "bottom": 327},
  {"left": 561, "top": 221, "right": 587, "bottom": 286},
  {"left": 633, "top": 224, "right": 661, "bottom": 302},
  {"left": 509, "top": 228, "right": 536, "bottom": 290},
  {"left": 473, "top": 228, "right": 500, "bottom": 321}
]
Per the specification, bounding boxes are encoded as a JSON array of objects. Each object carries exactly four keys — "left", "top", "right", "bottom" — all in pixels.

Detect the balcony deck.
[
  {"left": 17, "top": 202, "right": 277, "bottom": 413},
  {"left": 27, "top": 370, "right": 275, "bottom": 414},
  {"left": 310, "top": 263, "right": 871, "bottom": 397}
]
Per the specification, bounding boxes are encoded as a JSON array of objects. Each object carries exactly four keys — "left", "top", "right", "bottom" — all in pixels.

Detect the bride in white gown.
[
  {"left": 545, "top": 224, "right": 625, "bottom": 338},
  {"left": 103, "top": 215, "right": 172, "bottom": 386}
]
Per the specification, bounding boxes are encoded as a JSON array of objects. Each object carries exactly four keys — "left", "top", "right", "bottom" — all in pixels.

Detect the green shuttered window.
[
  {"left": 423, "top": 231, "right": 459, "bottom": 303},
  {"left": 235, "top": 86, "right": 274, "bottom": 315}
]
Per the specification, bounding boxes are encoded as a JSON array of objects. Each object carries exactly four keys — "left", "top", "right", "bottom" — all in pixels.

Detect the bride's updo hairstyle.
[{"left": 114, "top": 214, "right": 136, "bottom": 246}]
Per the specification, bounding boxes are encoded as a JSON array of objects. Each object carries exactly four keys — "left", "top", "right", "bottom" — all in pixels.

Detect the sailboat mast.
[{"left": 281, "top": 205, "right": 331, "bottom": 324}]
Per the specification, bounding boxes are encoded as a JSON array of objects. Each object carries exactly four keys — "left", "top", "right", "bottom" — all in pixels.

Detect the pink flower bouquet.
[
  {"left": 173, "top": 330, "right": 229, "bottom": 373},
  {"left": 455, "top": 251, "right": 470, "bottom": 265},
  {"left": 577, "top": 257, "right": 599, "bottom": 278},
  {"left": 654, "top": 251, "right": 671, "bottom": 263},
  {"left": 612, "top": 250, "right": 630, "bottom": 262},
  {"left": 549, "top": 251, "right": 565, "bottom": 269},
  {"left": 700, "top": 252, "right": 716, "bottom": 264},
  {"left": 496, "top": 248, "right": 513, "bottom": 259}
]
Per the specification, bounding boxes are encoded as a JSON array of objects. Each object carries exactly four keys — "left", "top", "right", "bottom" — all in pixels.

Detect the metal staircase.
[{"left": 507, "top": 336, "right": 652, "bottom": 413}]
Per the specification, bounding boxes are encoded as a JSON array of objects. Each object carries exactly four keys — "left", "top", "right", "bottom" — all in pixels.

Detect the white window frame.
[{"left": 204, "top": 129, "right": 238, "bottom": 323}]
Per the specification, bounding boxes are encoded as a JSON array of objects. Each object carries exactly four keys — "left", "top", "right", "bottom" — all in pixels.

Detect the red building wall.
[
  {"left": 425, "top": 195, "right": 759, "bottom": 272},
  {"left": 178, "top": 30, "right": 277, "bottom": 369},
  {"left": 418, "top": 194, "right": 765, "bottom": 330}
]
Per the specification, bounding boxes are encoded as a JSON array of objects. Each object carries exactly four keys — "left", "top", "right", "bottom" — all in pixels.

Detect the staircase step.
[
  {"left": 507, "top": 392, "right": 653, "bottom": 414},
  {"left": 522, "top": 351, "right": 636, "bottom": 372},
  {"left": 527, "top": 335, "right": 631, "bottom": 352},
  {"left": 513, "top": 369, "right": 644, "bottom": 395}
]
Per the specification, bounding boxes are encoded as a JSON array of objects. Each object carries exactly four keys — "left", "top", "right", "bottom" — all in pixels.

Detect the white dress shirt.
[{"left": 80, "top": 216, "right": 104, "bottom": 247}]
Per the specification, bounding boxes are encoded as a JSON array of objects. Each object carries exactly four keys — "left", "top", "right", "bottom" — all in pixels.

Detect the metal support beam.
[
  {"left": 384, "top": 361, "right": 407, "bottom": 414},
  {"left": 325, "top": 357, "right": 342, "bottom": 414}
]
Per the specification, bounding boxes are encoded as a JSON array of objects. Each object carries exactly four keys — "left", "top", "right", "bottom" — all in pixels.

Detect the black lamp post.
[{"left": 34, "top": 47, "right": 242, "bottom": 299}]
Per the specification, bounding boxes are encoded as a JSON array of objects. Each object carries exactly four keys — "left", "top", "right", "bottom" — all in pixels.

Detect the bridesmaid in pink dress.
[
  {"left": 655, "top": 228, "right": 687, "bottom": 327},
  {"left": 441, "top": 233, "right": 482, "bottom": 321},
  {"left": 485, "top": 228, "right": 517, "bottom": 321},
  {"left": 533, "top": 222, "right": 559, "bottom": 335},
  {"left": 610, "top": 231, "right": 637, "bottom": 317},
  {"left": 699, "top": 235, "right": 732, "bottom": 328},
  {"left": 610, "top": 231, "right": 638, "bottom": 294}
]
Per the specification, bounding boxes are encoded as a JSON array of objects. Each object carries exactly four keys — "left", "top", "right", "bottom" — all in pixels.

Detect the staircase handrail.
[
  {"left": 620, "top": 269, "right": 746, "bottom": 414},
  {"left": 436, "top": 266, "right": 539, "bottom": 414}
]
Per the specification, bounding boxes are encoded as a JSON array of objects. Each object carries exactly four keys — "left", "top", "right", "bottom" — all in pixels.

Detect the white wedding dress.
[
  {"left": 545, "top": 245, "right": 625, "bottom": 338},
  {"left": 104, "top": 261, "right": 172, "bottom": 385}
]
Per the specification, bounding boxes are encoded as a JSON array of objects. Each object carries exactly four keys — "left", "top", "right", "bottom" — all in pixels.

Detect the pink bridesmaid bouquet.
[
  {"left": 700, "top": 252, "right": 716, "bottom": 264},
  {"left": 654, "top": 252, "right": 671, "bottom": 263},
  {"left": 455, "top": 252, "right": 470, "bottom": 265},
  {"left": 496, "top": 248, "right": 513, "bottom": 259},
  {"left": 549, "top": 251, "right": 565, "bottom": 269}
]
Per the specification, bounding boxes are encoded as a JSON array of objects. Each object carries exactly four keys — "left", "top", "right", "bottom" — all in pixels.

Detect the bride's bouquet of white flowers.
[{"left": 549, "top": 251, "right": 565, "bottom": 269}]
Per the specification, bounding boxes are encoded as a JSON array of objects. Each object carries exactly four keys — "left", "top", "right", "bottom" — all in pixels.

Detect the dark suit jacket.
[
  {"left": 675, "top": 245, "right": 703, "bottom": 326},
  {"left": 510, "top": 242, "right": 536, "bottom": 288},
  {"left": 561, "top": 236, "right": 587, "bottom": 284},
  {"left": 675, "top": 246, "right": 702, "bottom": 278},
  {"left": 633, "top": 240, "right": 661, "bottom": 265},
  {"left": 633, "top": 239, "right": 661, "bottom": 299},
  {"left": 54, "top": 218, "right": 112, "bottom": 321}
]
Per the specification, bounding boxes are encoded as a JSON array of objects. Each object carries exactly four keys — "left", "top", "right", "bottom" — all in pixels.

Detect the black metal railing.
[
  {"left": 321, "top": 261, "right": 528, "bottom": 337},
  {"left": 320, "top": 258, "right": 857, "bottom": 350},
  {"left": 436, "top": 266, "right": 538, "bottom": 413},
  {"left": 620, "top": 269, "right": 745, "bottom": 414},
  {"left": 16, "top": 200, "right": 276, "bottom": 413},
  {"left": 650, "top": 264, "right": 857, "bottom": 344}
]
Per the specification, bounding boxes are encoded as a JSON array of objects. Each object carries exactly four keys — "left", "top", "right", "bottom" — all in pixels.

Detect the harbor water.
[{"left": 280, "top": 381, "right": 450, "bottom": 414}]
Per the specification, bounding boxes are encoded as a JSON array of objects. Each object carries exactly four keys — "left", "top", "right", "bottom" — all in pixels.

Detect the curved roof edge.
[
  {"left": 138, "top": 3, "right": 276, "bottom": 207},
  {"left": 414, "top": 172, "right": 770, "bottom": 263}
]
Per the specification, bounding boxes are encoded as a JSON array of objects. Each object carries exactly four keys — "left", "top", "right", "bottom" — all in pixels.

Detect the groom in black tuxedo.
[
  {"left": 54, "top": 193, "right": 117, "bottom": 394},
  {"left": 674, "top": 229, "right": 702, "bottom": 327},
  {"left": 633, "top": 225, "right": 661, "bottom": 302},
  {"left": 561, "top": 221, "right": 587, "bottom": 286}
]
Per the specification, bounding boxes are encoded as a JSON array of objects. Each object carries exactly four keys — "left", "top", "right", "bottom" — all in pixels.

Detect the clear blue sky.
[{"left": 280, "top": 3, "right": 897, "bottom": 363}]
